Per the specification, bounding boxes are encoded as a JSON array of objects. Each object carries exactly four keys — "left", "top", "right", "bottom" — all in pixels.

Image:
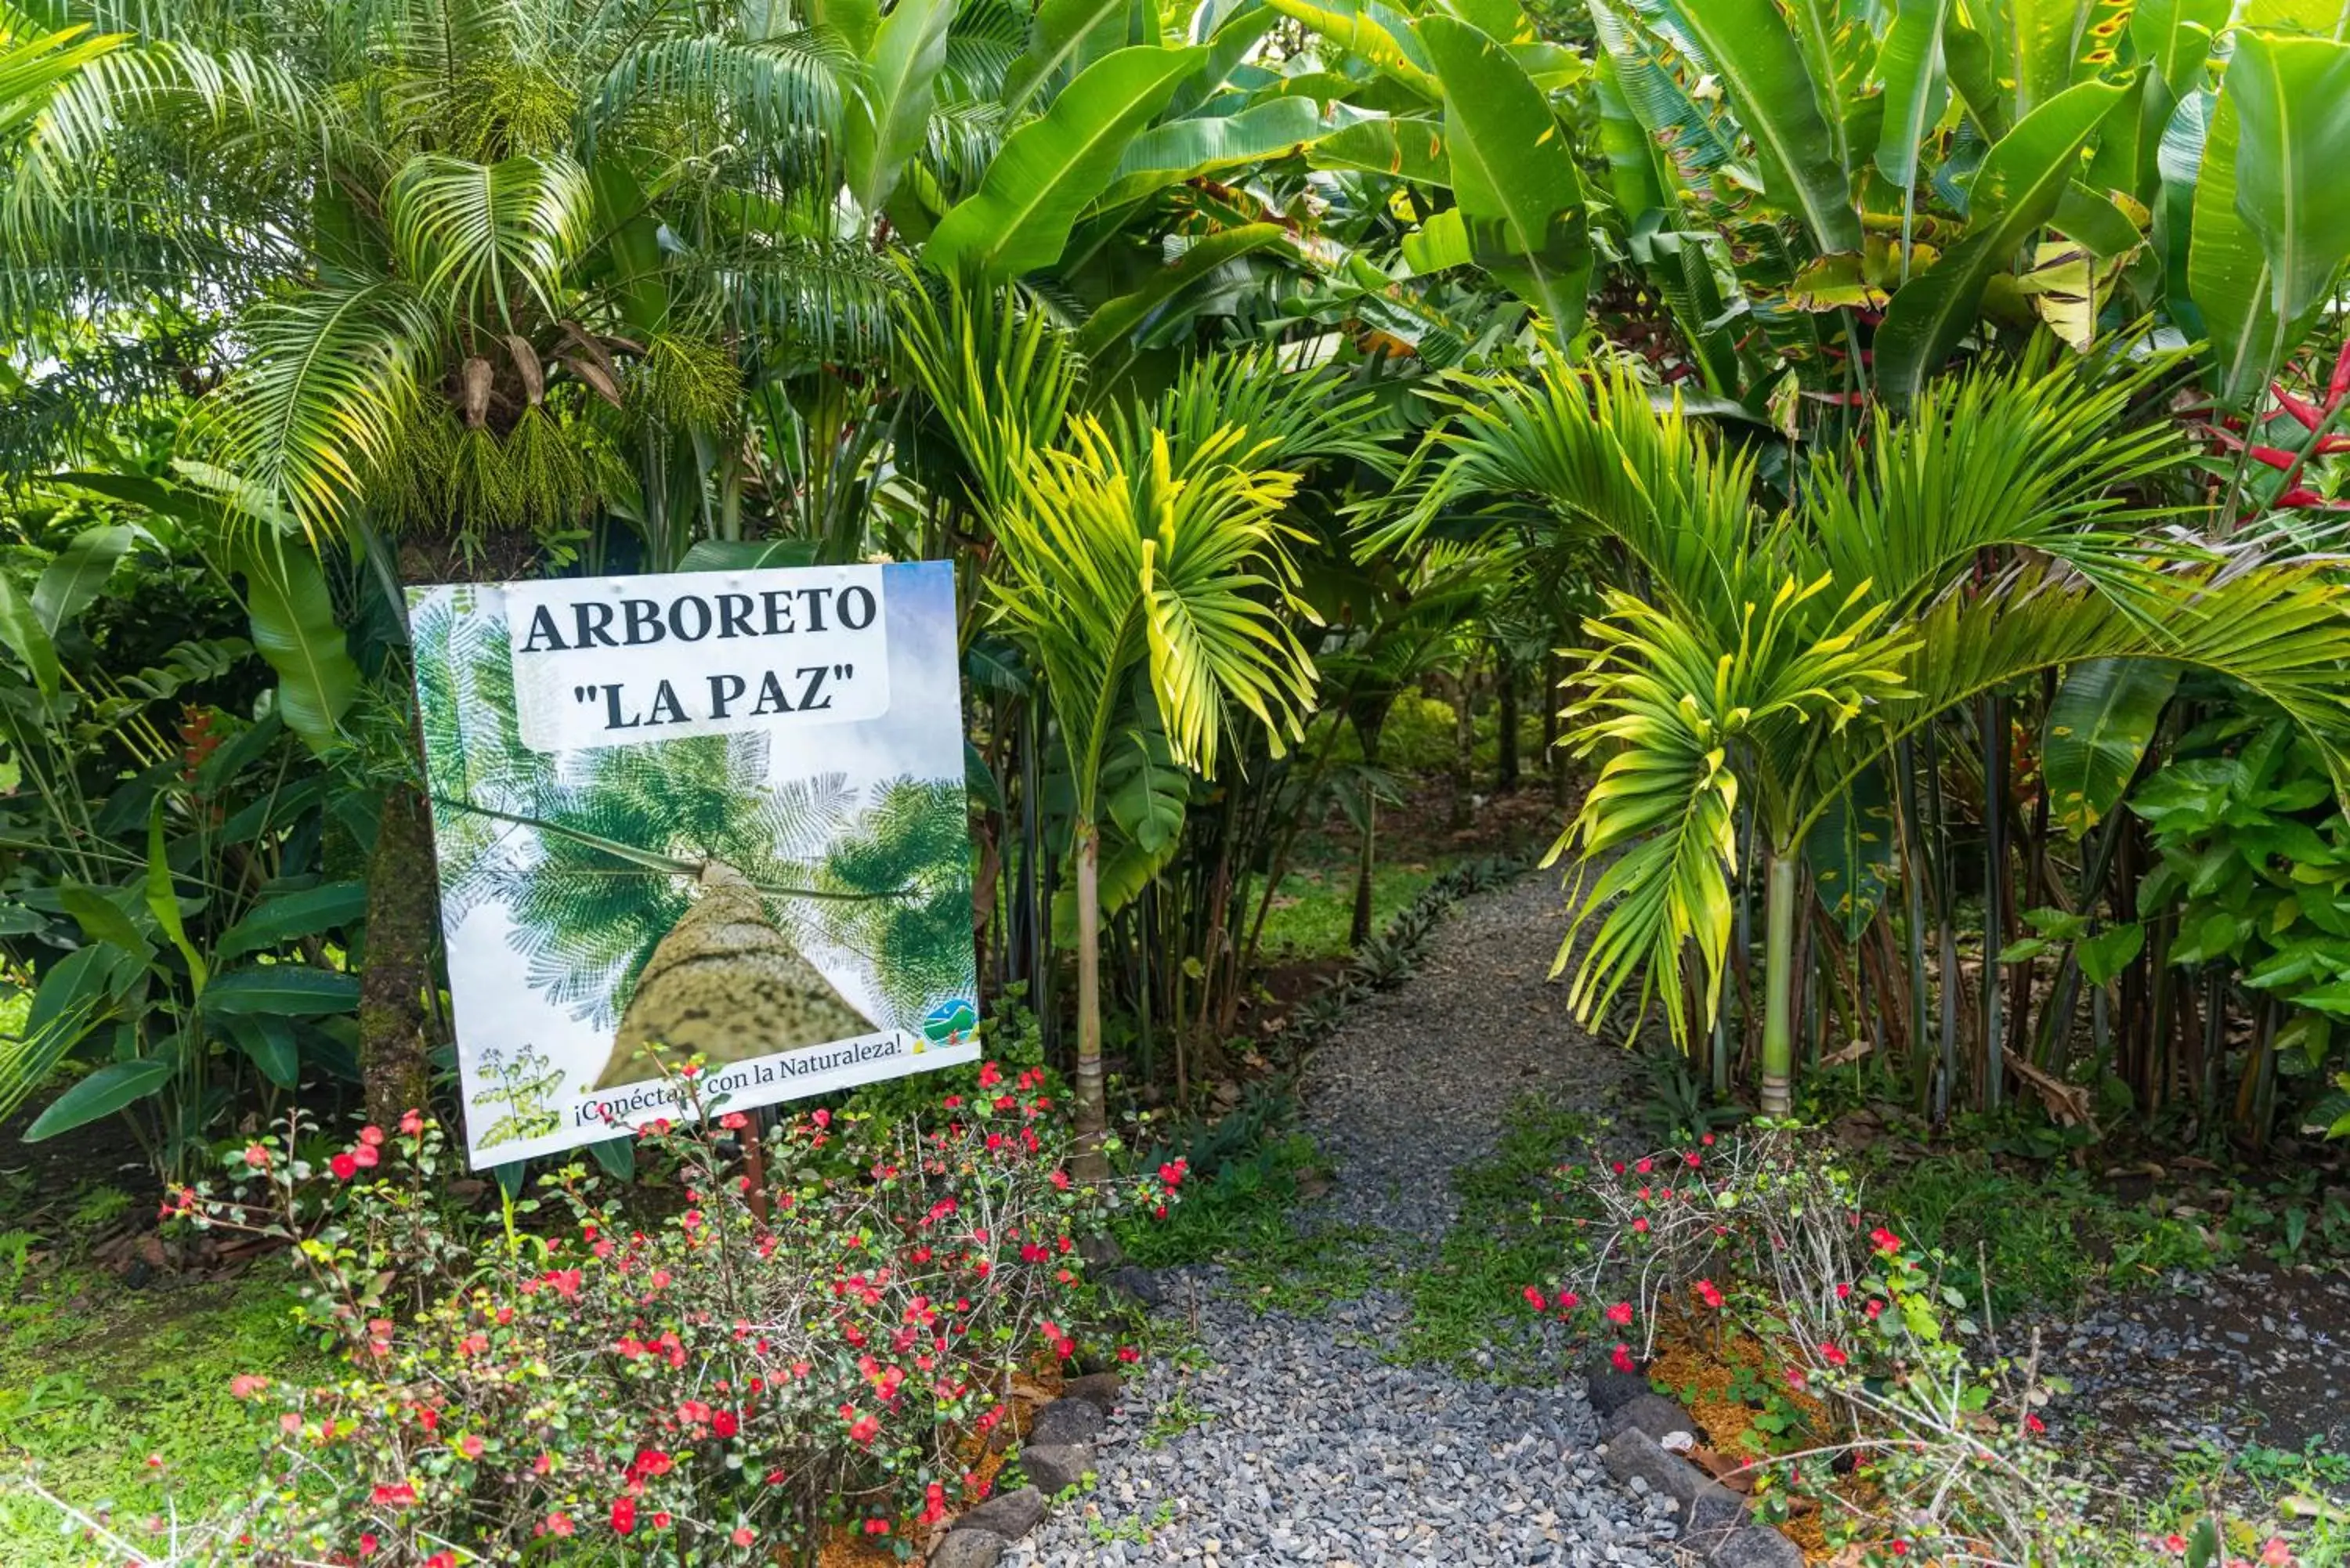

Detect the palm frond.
[
  {"left": 386, "top": 150, "right": 595, "bottom": 325},
  {"left": 183, "top": 280, "right": 436, "bottom": 543},
  {"left": 716, "top": 237, "right": 905, "bottom": 368}
]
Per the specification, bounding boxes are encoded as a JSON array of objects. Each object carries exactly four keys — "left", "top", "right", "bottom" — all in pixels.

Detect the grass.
[
  {"left": 1392, "top": 1097, "right": 1589, "bottom": 1380},
  {"left": 1254, "top": 858, "right": 1448, "bottom": 964},
  {"left": 0, "top": 1258, "right": 317, "bottom": 1560}
]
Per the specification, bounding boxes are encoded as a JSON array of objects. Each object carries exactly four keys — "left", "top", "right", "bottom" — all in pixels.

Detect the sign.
[{"left": 407, "top": 562, "right": 978, "bottom": 1168}]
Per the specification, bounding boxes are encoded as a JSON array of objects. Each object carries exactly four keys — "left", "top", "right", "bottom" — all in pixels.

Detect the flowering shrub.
[
  {"left": 122, "top": 1064, "right": 1175, "bottom": 1565},
  {"left": 1538, "top": 1129, "right": 2305, "bottom": 1568}
]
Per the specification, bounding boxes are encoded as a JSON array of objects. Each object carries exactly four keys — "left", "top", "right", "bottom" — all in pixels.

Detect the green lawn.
[{"left": 0, "top": 1248, "right": 314, "bottom": 1561}]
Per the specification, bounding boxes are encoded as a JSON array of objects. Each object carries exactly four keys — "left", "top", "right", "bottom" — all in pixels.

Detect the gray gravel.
[{"left": 1017, "top": 875, "right": 1679, "bottom": 1567}]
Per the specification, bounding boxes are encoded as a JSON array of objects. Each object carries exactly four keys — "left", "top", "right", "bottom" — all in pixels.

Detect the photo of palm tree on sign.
[{"left": 410, "top": 584, "right": 971, "bottom": 1149}]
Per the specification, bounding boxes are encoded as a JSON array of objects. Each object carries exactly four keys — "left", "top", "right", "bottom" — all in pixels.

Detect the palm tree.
[
  {"left": 988, "top": 416, "right": 1318, "bottom": 1171},
  {"left": 1405, "top": 349, "right": 2350, "bottom": 1115}
]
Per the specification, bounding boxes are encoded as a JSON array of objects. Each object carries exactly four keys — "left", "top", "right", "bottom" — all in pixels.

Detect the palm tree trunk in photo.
[
  {"left": 1072, "top": 817, "right": 1108, "bottom": 1180},
  {"left": 360, "top": 782, "right": 438, "bottom": 1128},
  {"left": 1760, "top": 851, "right": 1799, "bottom": 1117},
  {"left": 1350, "top": 787, "right": 1378, "bottom": 949}
]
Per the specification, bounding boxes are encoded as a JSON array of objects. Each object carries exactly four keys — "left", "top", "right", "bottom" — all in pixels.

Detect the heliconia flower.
[{"left": 1523, "top": 1286, "right": 1547, "bottom": 1312}]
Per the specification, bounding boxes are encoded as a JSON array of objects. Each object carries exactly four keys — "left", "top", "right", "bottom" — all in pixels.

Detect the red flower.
[
  {"left": 732, "top": 1527, "right": 756, "bottom": 1547},
  {"left": 1820, "top": 1342, "right": 1848, "bottom": 1367},
  {"left": 1555, "top": 1292, "right": 1579, "bottom": 1311},
  {"left": 1694, "top": 1280, "right": 1723, "bottom": 1310},
  {"left": 611, "top": 1496, "right": 637, "bottom": 1535},
  {"left": 1890, "top": 1543, "right": 1908, "bottom": 1559},
  {"left": 720, "top": 1111, "right": 750, "bottom": 1130},
  {"left": 458, "top": 1434, "right": 483, "bottom": 1459},
  {"left": 1683, "top": 1151, "right": 1701, "bottom": 1168},
  {"left": 1523, "top": 1286, "right": 1547, "bottom": 1312},
  {"left": 1865, "top": 1299, "right": 1884, "bottom": 1320},
  {"left": 358, "top": 1533, "right": 378, "bottom": 1557},
  {"left": 1116, "top": 1345, "right": 1141, "bottom": 1364},
  {"left": 1701, "top": 1133, "right": 1715, "bottom": 1146},
  {"left": 2025, "top": 1413, "right": 2045, "bottom": 1435},
  {"left": 242, "top": 1143, "right": 270, "bottom": 1169},
  {"left": 713, "top": 1410, "right": 739, "bottom": 1439},
  {"left": 423, "top": 1555, "right": 455, "bottom": 1568},
  {"left": 399, "top": 1108, "right": 425, "bottom": 1136},
  {"left": 1631, "top": 1218, "right": 1649, "bottom": 1234},
  {"left": 544, "top": 1512, "right": 575, "bottom": 1537},
  {"left": 330, "top": 1153, "right": 359, "bottom": 1180},
  {"left": 358, "top": 1125, "right": 385, "bottom": 1147},
  {"left": 371, "top": 1483, "right": 418, "bottom": 1508},
  {"left": 1869, "top": 1227, "right": 1902, "bottom": 1254},
  {"left": 1610, "top": 1342, "right": 1636, "bottom": 1374},
  {"left": 1634, "top": 1158, "right": 1653, "bottom": 1175},
  {"left": 1605, "top": 1301, "right": 1634, "bottom": 1327}
]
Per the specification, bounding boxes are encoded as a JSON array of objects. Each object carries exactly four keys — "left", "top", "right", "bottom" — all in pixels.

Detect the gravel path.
[{"left": 1014, "top": 875, "right": 1683, "bottom": 1568}]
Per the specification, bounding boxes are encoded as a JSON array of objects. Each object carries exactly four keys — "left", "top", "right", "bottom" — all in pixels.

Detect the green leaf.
[
  {"left": 674, "top": 538, "right": 820, "bottom": 573},
  {"left": 31, "top": 524, "right": 136, "bottom": 637},
  {"left": 1080, "top": 223, "right": 1288, "bottom": 350},
  {"left": 2188, "top": 92, "right": 2279, "bottom": 402},
  {"left": 24, "top": 1057, "right": 175, "bottom": 1141},
  {"left": 810, "top": 0, "right": 880, "bottom": 56},
  {"left": 202, "top": 966, "right": 360, "bottom": 1017},
  {"left": 2225, "top": 33, "right": 2350, "bottom": 338},
  {"left": 215, "top": 880, "right": 367, "bottom": 963},
  {"left": 2130, "top": 0, "right": 2227, "bottom": 191},
  {"left": 1096, "top": 97, "right": 1328, "bottom": 208},
  {"left": 927, "top": 45, "right": 1206, "bottom": 284},
  {"left": 1806, "top": 763, "right": 1896, "bottom": 939},
  {"left": 1664, "top": 0, "right": 1861, "bottom": 252},
  {"left": 146, "top": 804, "right": 206, "bottom": 993},
  {"left": 848, "top": 0, "right": 957, "bottom": 215},
  {"left": 0, "top": 573, "right": 61, "bottom": 699},
  {"left": 1002, "top": 0, "right": 1135, "bottom": 114},
  {"left": 2042, "top": 657, "right": 2179, "bottom": 838},
  {"left": 1875, "top": 0, "right": 1950, "bottom": 191},
  {"left": 1259, "top": 0, "right": 1439, "bottom": 99},
  {"left": 57, "top": 884, "right": 152, "bottom": 959},
  {"left": 238, "top": 541, "right": 358, "bottom": 754},
  {"left": 1874, "top": 76, "right": 2127, "bottom": 399},
  {"left": 2077, "top": 922, "right": 2146, "bottom": 985},
  {"left": 1417, "top": 13, "right": 1593, "bottom": 349},
  {"left": 222, "top": 1013, "right": 299, "bottom": 1089}
]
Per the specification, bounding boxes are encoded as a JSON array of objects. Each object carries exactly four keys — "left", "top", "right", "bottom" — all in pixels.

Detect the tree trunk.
[
  {"left": 1448, "top": 671, "right": 1474, "bottom": 830},
  {"left": 360, "top": 783, "right": 437, "bottom": 1129},
  {"left": 1072, "top": 818, "right": 1108, "bottom": 1180},
  {"left": 1350, "top": 789, "right": 1378, "bottom": 948},
  {"left": 1496, "top": 660, "right": 1520, "bottom": 791},
  {"left": 1759, "top": 851, "right": 1799, "bottom": 1117}
]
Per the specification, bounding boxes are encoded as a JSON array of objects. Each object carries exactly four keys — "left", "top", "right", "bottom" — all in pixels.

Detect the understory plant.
[
  {"left": 31, "top": 1064, "right": 1175, "bottom": 1566},
  {"left": 1545, "top": 1129, "right": 2308, "bottom": 1567}
]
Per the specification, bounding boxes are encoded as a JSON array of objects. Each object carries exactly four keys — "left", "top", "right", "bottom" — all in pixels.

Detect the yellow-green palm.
[
  {"left": 1415, "top": 348, "right": 2350, "bottom": 1114},
  {"left": 989, "top": 414, "right": 1317, "bottom": 1164}
]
